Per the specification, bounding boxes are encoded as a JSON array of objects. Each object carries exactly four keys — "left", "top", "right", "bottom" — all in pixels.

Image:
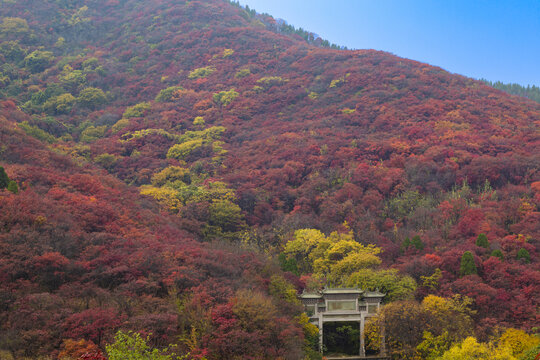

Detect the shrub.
[
  {"left": 122, "top": 102, "right": 150, "bottom": 119},
  {"left": 235, "top": 68, "right": 251, "bottom": 78},
  {"left": 188, "top": 66, "right": 215, "bottom": 79},
  {"left": 213, "top": 89, "right": 238, "bottom": 106},
  {"left": 155, "top": 86, "right": 183, "bottom": 102},
  {"left": 78, "top": 87, "right": 107, "bottom": 109},
  {"left": 24, "top": 50, "right": 54, "bottom": 73},
  {"left": 167, "top": 139, "right": 204, "bottom": 161}
]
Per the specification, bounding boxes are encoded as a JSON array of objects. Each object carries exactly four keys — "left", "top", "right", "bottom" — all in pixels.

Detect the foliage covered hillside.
[
  {"left": 0, "top": 102, "right": 308, "bottom": 358},
  {"left": 0, "top": 0, "right": 539, "bottom": 359}
]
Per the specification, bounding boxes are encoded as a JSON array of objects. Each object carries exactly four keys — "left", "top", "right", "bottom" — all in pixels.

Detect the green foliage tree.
[
  {"left": 256, "top": 76, "right": 288, "bottom": 87},
  {"left": 44, "top": 93, "right": 76, "bottom": 114},
  {"left": 59, "top": 65, "right": 86, "bottom": 91},
  {"left": 77, "top": 87, "right": 107, "bottom": 109},
  {"left": 188, "top": 66, "right": 215, "bottom": 79},
  {"left": 411, "top": 235, "right": 424, "bottom": 250},
  {"left": 213, "top": 89, "right": 239, "bottom": 106},
  {"left": 345, "top": 268, "right": 416, "bottom": 302},
  {"left": 0, "top": 41, "right": 26, "bottom": 62},
  {"left": 520, "top": 343, "right": 540, "bottom": 360},
  {"left": 55, "top": 93, "right": 76, "bottom": 113},
  {"left": 278, "top": 253, "right": 299, "bottom": 275},
  {"left": 106, "top": 331, "right": 183, "bottom": 360},
  {"left": 123, "top": 102, "right": 151, "bottom": 118},
  {"left": 94, "top": 153, "right": 118, "bottom": 170},
  {"left": 24, "top": 50, "right": 54, "bottom": 73},
  {"left": 402, "top": 237, "right": 411, "bottom": 252},
  {"left": 475, "top": 233, "right": 489, "bottom": 248},
  {"left": 459, "top": 251, "right": 477, "bottom": 276},
  {"left": 490, "top": 249, "right": 504, "bottom": 261},
  {"left": 208, "top": 198, "right": 245, "bottom": 233},
  {"left": 268, "top": 274, "right": 300, "bottom": 305},
  {"left": 82, "top": 57, "right": 100, "bottom": 70},
  {"left": 234, "top": 68, "right": 251, "bottom": 78},
  {"left": 7, "top": 180, "right": 18, "bottom": 194},
  {"left": 385, "top": 190, "right": 432, "bottom": 221},
  {"left": 155, "top": 86, "right": 183, "bottom": 102},
  {"left": 80, "top": 125, "right": 107, "bottom": 143},
  {"left": 0, "top": 167, "right": 10, "bottom": 189},
  {"left": 166, "top": 126, "right": 226, "bottom": 161},
  {"left": 298, "top": 313, "right": 322, "bottom": 359},
  {"left": 0, "top": 17, "right": 30, "bottom": 37},
  {"left": 18, "top": 121, "right": 56, "bottom": 143},
  {"left": 516, "top": 248, "right": 531, "bottom": 263}
]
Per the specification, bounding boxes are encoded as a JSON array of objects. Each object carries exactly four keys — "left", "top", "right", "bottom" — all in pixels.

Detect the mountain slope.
[
  {"left": 0, "top": 101, "right": 305, "bottom": 358},
  {"left": 0, "top": 0, "right": 539, "bottom": 358}
]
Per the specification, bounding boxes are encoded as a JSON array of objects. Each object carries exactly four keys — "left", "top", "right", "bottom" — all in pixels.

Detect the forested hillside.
[
  {"left": 482, "top": 80, "right": 540, "bottom": 103},
  {"left": 0, "top": 0, "right": 539, "bottom": 359}
]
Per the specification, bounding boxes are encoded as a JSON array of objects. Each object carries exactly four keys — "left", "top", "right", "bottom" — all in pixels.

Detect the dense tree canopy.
[{"left": 0, "top": 0, "right": 538, "bottom": 358}]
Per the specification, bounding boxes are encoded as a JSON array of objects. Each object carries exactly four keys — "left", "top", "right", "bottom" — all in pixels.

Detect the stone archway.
[{"left": 323, "top": 321, "right": 361, "bottom": 356}]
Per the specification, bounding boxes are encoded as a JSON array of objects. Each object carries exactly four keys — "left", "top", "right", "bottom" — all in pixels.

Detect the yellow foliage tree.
[
  {"left": 284, "top": 228, "right": 381, "bottom": 280},
  {"left": 436, "top": 337, "right": 517, "bottom": 360},
  {"left": 364, "top": 316, "right": 381, "bottom": 353},
  {"left": 151, "top": 166, "right": 191, "bottom": 187},
  {"left": 232, "top": 289, "right": 277, "bottom": 333},
  {"left": 496, "top": 328, "right": 540, "bottom": 357},
  {"left": 283, "top": 228, "right": 416, "bottom": 299},
  {"left": 167, "top": 138, "right": 204, "bottom": 161},
  {"left": 140, "top": 185, "right": 181, "bottom": 212}
]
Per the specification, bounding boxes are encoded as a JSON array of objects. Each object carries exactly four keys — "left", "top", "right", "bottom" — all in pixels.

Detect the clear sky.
[{"left": 237, "top": 0, "right": 540, "bottom": 86}]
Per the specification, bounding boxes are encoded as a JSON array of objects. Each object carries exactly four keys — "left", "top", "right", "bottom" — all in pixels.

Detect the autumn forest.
[{"left": 0, "top": 0, "right": 538, "bottom": 359}]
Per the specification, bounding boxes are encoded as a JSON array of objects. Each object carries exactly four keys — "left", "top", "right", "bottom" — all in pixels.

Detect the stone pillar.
[
  {"left": 318, "top": 317, "right": 324, "bottom": 353},
  {"left": 359, "top": 317, "right": 365, "bottom": 356},
  {"left": 380, "top": 323, "right": 387, "bottom": 356}
]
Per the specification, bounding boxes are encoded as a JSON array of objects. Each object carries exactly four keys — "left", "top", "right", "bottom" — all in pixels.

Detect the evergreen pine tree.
[
  {"left": 402, "top": 237, "right": 411, "bottom": 252},
  {"left": 475, "top": 233, "right": 489, "bottom": 248},
  {"left": 7, "top": 180, "right": 18, "bottom": 194},
  {"left": 460, "top": 251, "right": 477, "bottom": 276},
  {"left": 411, "top": 235, "right": 424, "bottom": 250},
  {"left": 0, "top": 166, "right": 9, "bottom": 189},
  {"left": 517, "top": 248, "right": 531, "bottom": 263},
  {"left": 490, "top": 249, "right": 504, "bottom": 261}
]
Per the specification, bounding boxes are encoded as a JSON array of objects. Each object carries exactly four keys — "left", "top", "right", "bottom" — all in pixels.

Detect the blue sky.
[{"left": 237, "top": 0, "right": 540, "bottom": 86}]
